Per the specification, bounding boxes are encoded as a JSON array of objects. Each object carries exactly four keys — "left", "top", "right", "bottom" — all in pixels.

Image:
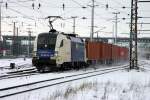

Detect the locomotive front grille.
[{"left": 32, "top": 57, "right": 56, "bottom": 66}]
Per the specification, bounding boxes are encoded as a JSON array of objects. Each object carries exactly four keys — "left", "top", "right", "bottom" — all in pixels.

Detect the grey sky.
[{"left": 1, "top": 0, "right": 150, "bottom": 37}]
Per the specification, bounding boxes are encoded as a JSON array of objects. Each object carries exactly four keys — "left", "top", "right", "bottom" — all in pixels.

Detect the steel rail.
[
  {"left": 0, "top": 68, "right": 37, "bottom": 80},
  {"left": 0, "top": 63, "right": 126, "bottom": 80},
  {"left": 0, "top": 71, "right": 38, "bottom": 80}
]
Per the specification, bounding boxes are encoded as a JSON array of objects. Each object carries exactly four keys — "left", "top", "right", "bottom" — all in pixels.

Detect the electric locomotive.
[
  {"left": 32, "top": 29, "right": 87, "bottom": 72},
  {"left": 32, "top": 16, "right": 129, "bottom": 72}
]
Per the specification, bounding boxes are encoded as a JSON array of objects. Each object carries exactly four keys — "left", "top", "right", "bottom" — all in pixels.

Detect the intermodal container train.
[{"left": 32, "top": 30, "right": 129, "bottom": 72}]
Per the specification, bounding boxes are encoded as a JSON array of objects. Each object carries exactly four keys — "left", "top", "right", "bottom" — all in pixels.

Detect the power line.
[
  {"left": 112, "top": 0, "right": 128, "bottom": 7},
  {"left": 71, "top": 0, "right": 85, "bottom": 7},
  {"left": 7, "top": 1, "right": 49, "bottom": 31},
  {"left": 4, "top": 0, "right": 147, "bottom": 38},
  {"left": 96, "top": 1, "right": 130, "bottom": 15},
  {"left": 16, "top": 0, "right": 35, "bottom": 3},
  {"left": 138, "top": 0, "right": 150, "bottom": 2},
  {"left": 8, "top": 7, "right": 35, "bottom": 20},
  {"left": 67, "top": 0, "right": 129, "bottom": 35}
]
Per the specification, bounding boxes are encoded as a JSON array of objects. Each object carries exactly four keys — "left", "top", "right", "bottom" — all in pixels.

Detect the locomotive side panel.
[
  {"left": 71, "top": 42, "right": 85, "bottom": 62},
  {"left": 55, "top": 34, "right": 72, "bottom": 65},
  {"left": 57, "top": 39, "right": 71, "bottom": 65}
]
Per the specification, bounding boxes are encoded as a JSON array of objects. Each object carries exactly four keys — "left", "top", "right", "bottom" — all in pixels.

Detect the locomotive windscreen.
[{"left": 37, "top": 33, "right": 57, "bottom": 50}]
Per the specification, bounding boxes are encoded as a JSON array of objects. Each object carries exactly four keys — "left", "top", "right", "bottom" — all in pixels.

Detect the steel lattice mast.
[{"left": 130, "top": 0, "right": 139, "bottom": 69}]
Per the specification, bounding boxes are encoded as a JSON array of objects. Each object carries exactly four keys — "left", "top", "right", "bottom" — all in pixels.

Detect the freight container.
[
  {"left": 119, "top": 47, "right": 124, "bottom": 60},
  {"left": 86, "top": 41, "right": 100, "bottom": 60},
  {"left": 108, "top": 44, "right": 112, "bottom": 60},
  {"left": 99, "top": 42, "right": 103, "bottom": 60},
  {"left": 124, "top": 47, "right": 129, "bottom": 60},
  {"left": 101, "top": 43, "right": 107, "bottom": 61},
  {"left": 86, "top": 41, "right": 129, "bottom": 64}
]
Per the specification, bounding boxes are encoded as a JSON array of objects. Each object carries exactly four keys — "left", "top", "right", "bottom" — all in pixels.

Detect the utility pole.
[
  {"left": 89, "top": 0, "right": 98, "bottom": 41},
  {"left": 16, "top": 27, "right": 19, "bottom": 56},
  {"left": 90, "top": 0, "right": 95, "bottom": 41},
  {"left": 0, "top": 1, "right": 2, "bottom": 42},
  {"left": 28, "top": 32, "right": 31, "bottom": 57},
  {"left": 130, "top": 0, "right": 138, "bottom": 70},
  {"left": 112, "top": 12, "right": 120, "bottom": 44},
  {"left": 112, "top": 24, "right": 115, "bottom": 38},
  {"left": 27, "top": 27, "right": 32, "bottom": 57},
  {"left": 71, "top": 16, "right": 77, "bottom": 34},
  {"left": 12, "top": 22, "right": 16, "bottom": 56},
  {"left": 129, "top": 0, "right": 150, "bottom": 70}
]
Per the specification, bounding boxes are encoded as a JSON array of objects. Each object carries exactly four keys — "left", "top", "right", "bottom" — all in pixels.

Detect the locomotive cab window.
[
  {"left": 60, "top": 40, "right": 64, "bottom": 47},
  {"left": 37, "top": 33, "right": 57, "bottom": 50}
]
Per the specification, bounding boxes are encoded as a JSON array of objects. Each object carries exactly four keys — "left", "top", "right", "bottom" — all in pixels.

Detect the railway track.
[
  {"left": 0, "top": 63, "right": 127, "bottom": 80},
  {"left": 0, "top": 64, "right": 129, "bottom": 98},
  {"left": 0, "top": 67, "right": 38, "bottom": 80},
  {"left": 138, "top": 62, "right": 150, "bottom": 71},
  {"left": 0, "top": 61, "right": 147, "bottom": 80},
  {"left": 0, "top": 63, "right": 37, "bottom": 80},
  {"left": 0, "top": 63, "right": 32, "bottom": 70}
]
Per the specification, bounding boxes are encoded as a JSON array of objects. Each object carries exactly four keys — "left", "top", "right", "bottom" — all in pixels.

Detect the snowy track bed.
[
  {"left": 0, "top": 59, "right": 150, "bottom": 100},
  {"left": 0, "top": 58, "right": 35, "bottom": 79},
  {"left": 0, "top": 67, "right": 38, "bottom": 80},
  {"left": 0, "top": 63, "right": 126, "bottom": 80},
  {"left": 0, "top": 65, "right": 128, "bottom": 99},
  {"left": 138, "top": 61, "right": 150, "bottom": 71},
  {"left": 0, "top": 58, "right": 32, "bottom": 73}
]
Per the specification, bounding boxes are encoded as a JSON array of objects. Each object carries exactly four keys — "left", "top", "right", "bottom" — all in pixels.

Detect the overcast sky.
[{"left": 1, "top": 0, "right": 150, "bottom": 37}]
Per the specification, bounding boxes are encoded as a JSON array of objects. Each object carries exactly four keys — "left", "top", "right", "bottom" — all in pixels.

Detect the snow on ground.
[
  {"left": 2, "top": 68, "right": 150, "bottom": 100},
  {"left": 0, "top": 58, "right": 32, "bottom": 75},
  {"left": 0, "top": 63, "right": 127, "bottom": 89},
  {"left": 0, "top": 58, "right": 32, "bottom": 67},
  {"left": 0, "top": 59, "right": 150, "bottom": 100}
]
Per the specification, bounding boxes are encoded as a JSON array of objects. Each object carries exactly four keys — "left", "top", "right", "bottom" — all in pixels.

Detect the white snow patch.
[{"left": 1, "top": 59, "right": 150, "bottom": 100}]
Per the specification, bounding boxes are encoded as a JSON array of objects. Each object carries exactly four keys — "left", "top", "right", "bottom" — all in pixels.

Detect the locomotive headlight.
[
  {"left": 33, "top": 51, "right": 37, "bottom": 57},
  {"left": 55, "top": 51, "right": 58, "bottom": 56}
]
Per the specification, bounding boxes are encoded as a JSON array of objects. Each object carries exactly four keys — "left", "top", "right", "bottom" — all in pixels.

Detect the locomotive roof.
[
  {"left": 70, "top": 36, "right": 83, "bottom": 43},
  {"left": 39, "top": 31, "right": 59, "bottom": 35},
  {"left": 38, "top": 31, "right": 83, "bottom": 43}
]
